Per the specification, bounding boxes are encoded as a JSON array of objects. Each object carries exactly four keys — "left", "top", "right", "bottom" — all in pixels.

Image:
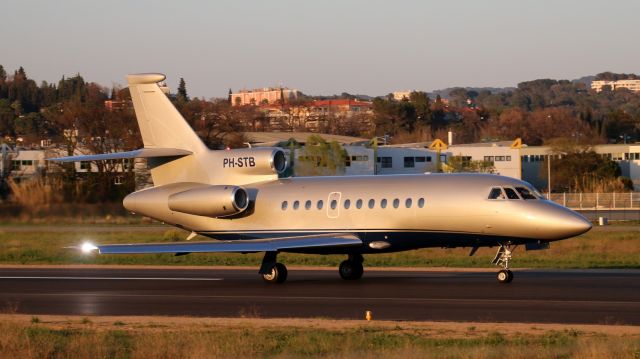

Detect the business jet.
[{"left": 53, "top": 73, "right": 592, "bottom": 284}]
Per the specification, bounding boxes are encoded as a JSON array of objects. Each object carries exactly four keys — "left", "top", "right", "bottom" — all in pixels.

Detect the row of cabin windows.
[{"left": 281, "top": 197, "right": 426, "bottom": 211}]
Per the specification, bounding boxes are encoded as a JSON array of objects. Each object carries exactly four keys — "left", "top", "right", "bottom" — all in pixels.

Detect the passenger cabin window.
[
  {"left": 381, "top": 199, "right": 387, "bottom": 208},
  {"left": 418, "top": 198, "right": 425, "bottom": 208},
  {"left": 488, "top": 187, "right": 505, "bottom": 200},
  {"left": 368, "top": 199, "right": 375, "bottom": 209},
  {"left": 305, "top": 200, "right": 312, "bottom": 210},
  {"left": 356, "top": 199, "right": 363, "bottom": 209},
  {"left": 281, "top": 201, "right": 288, "bottom": 210},
  {"left": 405, "top": 198, "right": 412, "bottom": 208},
  {"left": 293, "top": 200, "right": 300, "bottom": 210},
  {"left": 393, "top": 198, "right": 400, "bottom": 208},
  {"left": 317, "top": 200, "right": 324, "bottom": 209},
  {"left": 504, "top": 187, "right": 521, "bottom": 200},
  {"left": 344, "top": 199, "right": 351, "bottom": 209},
  {"left": 330, "top": 200, "right": 338, "bottom": 210},
  {"left": 516, "top": 187, "right": 537, "bottom": 200}
]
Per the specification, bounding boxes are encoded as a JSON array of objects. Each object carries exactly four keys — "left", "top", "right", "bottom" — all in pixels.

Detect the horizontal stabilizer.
[
  {"left": 95, "top": 233, "right": 362, "bottom": 254},
  {"left": 48, "top": 148, "right": 192, "bottom": 162}
]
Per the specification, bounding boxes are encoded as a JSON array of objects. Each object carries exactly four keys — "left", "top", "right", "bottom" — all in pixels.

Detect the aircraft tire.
[
  {"left": 497, "top": 269, "right": 513, "bottom": 284},
  {"left": 262, "top": 262, "right": 288, "bottom": 284},
  {"left": 339, "top": 260, "right": 363, "bottom": 280}
]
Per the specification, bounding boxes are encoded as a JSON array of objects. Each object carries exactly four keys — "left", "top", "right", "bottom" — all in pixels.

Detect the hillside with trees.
[{"left": 1, "top": 65, "right": 639, "bottom": 207}]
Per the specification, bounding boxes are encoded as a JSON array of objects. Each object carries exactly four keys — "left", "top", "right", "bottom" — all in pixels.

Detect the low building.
[
  {"left": 591, "top": 79, "right": 640, "bottom": 92},
  {"left": 392, "top": 91, "right": 413, "bottom": 101},
  {"left": 231, "top": 87, "right": 300, "bottom": 106},
  {"left": 375, "top": 147, "right": 437, "bottom": 175}
]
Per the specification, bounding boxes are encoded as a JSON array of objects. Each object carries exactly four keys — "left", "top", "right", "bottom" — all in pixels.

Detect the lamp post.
[{"left": 547, "top": 153, "right": 551, "bottom": 199}]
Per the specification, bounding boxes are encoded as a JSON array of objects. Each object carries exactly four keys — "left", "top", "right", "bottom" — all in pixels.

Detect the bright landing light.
[{"left": 81, "top": 242, "right": 98, "bottom": 253}]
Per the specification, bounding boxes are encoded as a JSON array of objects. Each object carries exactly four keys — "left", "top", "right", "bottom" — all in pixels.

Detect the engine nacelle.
[
  {"left": 168, "top": 185, "right": 248, "bottom": 218},
  {"left": 219, "top": 148, "right": 287, "bottom": 176}
]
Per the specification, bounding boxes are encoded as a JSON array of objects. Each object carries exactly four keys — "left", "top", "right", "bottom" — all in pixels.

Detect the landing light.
[{"left": 81, "top": 242, "right": 98, "bottom": 253}]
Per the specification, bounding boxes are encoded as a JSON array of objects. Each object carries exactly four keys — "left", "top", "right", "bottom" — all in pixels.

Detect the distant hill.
[
  {"left": 429, "top": 87, "right": 515, "bottom": 99},
  {"left": 572, "top": 75, "right": 595, "bottom": 87}
]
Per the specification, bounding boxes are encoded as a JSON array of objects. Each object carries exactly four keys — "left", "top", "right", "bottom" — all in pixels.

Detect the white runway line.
[{"left": 0, "top": 276, "right": 223, "bottom": 281}]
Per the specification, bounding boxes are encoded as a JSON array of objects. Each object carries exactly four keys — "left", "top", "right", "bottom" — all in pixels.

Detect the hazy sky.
[{"left": 2, "top": 0, "right": 639, "bottom": 98}]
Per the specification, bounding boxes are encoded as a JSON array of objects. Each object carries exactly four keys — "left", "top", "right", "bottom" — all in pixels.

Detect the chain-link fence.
[{"left": 548, "top": 192, "right": 640, "bottom": 209}]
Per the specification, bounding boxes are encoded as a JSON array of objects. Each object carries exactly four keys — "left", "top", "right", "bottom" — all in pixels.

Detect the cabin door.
[{"left": 327, "top": 192, "right": 342, "bottom": 219}]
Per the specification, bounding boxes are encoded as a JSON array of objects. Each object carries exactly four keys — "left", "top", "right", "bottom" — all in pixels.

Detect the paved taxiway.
[{"left": 0, "top": 267, "right": 638, "bottom": 324}]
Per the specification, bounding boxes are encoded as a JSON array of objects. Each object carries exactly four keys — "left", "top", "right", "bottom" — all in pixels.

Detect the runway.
[{"left": 1, "top": 267, "right": 639, "bottom": 324}]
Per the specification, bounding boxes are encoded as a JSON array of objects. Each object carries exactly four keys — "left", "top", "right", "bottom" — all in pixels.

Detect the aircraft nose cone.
[
  {"left": 562, "top": 213, "right": 592, "bottom": 237},
  {"left": 549, "top": 208, "right": 592, "bottom": 239}
]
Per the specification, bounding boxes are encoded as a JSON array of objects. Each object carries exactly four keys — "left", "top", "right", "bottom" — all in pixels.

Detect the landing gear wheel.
[
  {"left": 497, "top": 269, "right": 513, "bottom": 284},
  {"left": 262, "top": 262, "right": 288, "bottom": 284},
  {"left": 339, "top": 260, "right": 363, "bottom": 280}
]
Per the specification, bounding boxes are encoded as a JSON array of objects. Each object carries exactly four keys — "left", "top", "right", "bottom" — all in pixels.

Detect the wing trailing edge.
[
  {"left": 48, "top": 148, "right": 193, "bottom": 162},
  {"left": 95, "top": 233, "right": 362, "bottom": 255}
]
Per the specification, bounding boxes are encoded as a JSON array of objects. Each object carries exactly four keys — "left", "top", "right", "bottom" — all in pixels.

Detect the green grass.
[
  {"left": 2, "top": 321, "right": 639, "bottom": 359},
  {"left": 0, "top": 225, "right": 639, "bottom": 268}
]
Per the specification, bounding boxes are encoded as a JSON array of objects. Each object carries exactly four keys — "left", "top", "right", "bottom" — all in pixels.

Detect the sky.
[{"left": 2, "top": 0, "right": 639, "bottom": 99}]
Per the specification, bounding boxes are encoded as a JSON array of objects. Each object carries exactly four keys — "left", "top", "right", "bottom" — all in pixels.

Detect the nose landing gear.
[{"left": 492, "top": 244, "right": 515, "bottom": 284}]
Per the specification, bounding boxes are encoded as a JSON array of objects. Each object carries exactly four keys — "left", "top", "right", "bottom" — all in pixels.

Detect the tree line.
[{"left": 1, "top": 64, "right": 639, "bottom": 200}]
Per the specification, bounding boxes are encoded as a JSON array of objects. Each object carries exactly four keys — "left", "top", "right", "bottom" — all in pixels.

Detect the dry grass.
[
  {"left": 0, "top": 315, "right": 638, "bottom": 359},
  {"left": 6, "top": 177, "right": 63, "bottom": 211}
]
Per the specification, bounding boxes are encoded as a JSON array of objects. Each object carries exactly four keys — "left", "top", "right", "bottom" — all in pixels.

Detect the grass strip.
[
  {"left": 0, "top": 226, "right": 638, "bottom": 268},
  {"left": 1, "top": 315, "right": 639, "bottom": 359}
]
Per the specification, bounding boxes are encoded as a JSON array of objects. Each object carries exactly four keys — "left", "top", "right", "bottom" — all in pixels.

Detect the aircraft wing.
[
  {"left": 93, "top": 233, "right": 362, "bottom": 254},
  {"left": 48, "top": 147, "right": 192, "bottom": 162}
]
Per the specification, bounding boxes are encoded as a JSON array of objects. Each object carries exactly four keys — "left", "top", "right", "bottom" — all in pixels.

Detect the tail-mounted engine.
[
  {"left": 219, "top": 148, "right": 287, "bottom": 176},
  {"left": 168, "top": 185, "right": 248, "bottom": 218}
]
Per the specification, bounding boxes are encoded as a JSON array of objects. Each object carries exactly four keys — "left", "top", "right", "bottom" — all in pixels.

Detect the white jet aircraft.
[{"left": 53, "top": 73, "right": 592, "bottom": 284}]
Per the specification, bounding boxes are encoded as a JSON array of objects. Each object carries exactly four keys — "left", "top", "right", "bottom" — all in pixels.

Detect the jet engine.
[
  {"left": 168, "top": 185, "right": 248, "bottom": 217},
  {"left": 219, "top": 148, "right": 287, "bottom": 176}
]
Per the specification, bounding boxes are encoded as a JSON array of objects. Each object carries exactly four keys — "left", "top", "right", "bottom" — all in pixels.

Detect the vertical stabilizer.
[
  {"left": 127, "top": 74, "right": 206, "bottom": 153},
  {"left": 127, "top": 73, "right": 209, "bottom": 185}
]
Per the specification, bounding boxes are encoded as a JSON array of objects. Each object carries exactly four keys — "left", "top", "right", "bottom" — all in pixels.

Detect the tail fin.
[
  {"left": 127, "top": 74, "right": 206, "bottom": 153},
  {"left": 127, "top": 74, "right": 210, "bottom": 186}
]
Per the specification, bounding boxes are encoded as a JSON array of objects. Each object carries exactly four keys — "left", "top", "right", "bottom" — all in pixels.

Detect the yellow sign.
[
  {"left": 510, "top": 138, "right": 522, "bottom": 149},
  {"left": 429, "top": 139, "right": 448, "bottom": 150}
]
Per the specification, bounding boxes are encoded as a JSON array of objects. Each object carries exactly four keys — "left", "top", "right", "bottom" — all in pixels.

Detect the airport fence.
[{"left": 548, "top": 192, "right": 640, "bottom": 210}]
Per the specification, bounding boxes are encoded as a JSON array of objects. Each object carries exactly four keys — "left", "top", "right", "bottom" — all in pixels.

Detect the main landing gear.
[
  {"left": 260, "top": 251, "right": 287, "bottom": 284},
  {"left": 259, "top": 252, "right": 365, "bottom": 283},
  {"left": 492, "top": 244, "right": 515, "bottom": 284},
  {"left": 339, "top": 254, "right": 364, "bottom": 280}
]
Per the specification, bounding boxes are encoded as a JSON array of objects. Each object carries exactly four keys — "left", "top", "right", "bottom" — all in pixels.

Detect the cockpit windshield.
[
  {"left": 504, "top": 187, "right": 520, "bottom": 199},
  {"left": 488, "top": 185, "right": 541, "bottom": 200},
  {"left": 515, "top": 187, "right": 537, "bottom": 200}
]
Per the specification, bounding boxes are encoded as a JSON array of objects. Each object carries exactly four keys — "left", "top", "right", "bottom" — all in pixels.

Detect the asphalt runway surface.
[{"left": 1, "top": 267, "right": 638, "bottom": 325}]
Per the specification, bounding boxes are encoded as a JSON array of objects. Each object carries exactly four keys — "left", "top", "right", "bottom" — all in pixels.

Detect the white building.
[
  {"left": 591, "top": 79, "right": 640, "bottom": 92},
  {"left": 392, "top": 91, "right": 413, "bottom": 101},
  {"left": 375, "top": 147, "right": 438, "bottom": 175}
]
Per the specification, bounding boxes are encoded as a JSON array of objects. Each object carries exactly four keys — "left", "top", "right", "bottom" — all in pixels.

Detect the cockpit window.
[
  {"left": 515, "top": 186, "right": 537, "bottom": 200},
  {"left": 488, "top": 187, "right": 505, "bottom": 200},
  {"left": 504, "top": 187, "right": 521, "bottom": 200}
]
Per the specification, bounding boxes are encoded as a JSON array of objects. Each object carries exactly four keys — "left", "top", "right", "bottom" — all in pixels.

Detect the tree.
[
  {"left": 177, "top": 77, "right": 189, "bottom": 103},
  {"left": 444, "top": 155, "right": 494, "bottom": 174},
  {"left": 294, "top": 135, "right": 347, "bottom": 176},
  {"left": 409, "top": 91, "right": 431, "bottom": 128},
  {"left": 542, "top": 139, "right": 631, "bottom": 192}
]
